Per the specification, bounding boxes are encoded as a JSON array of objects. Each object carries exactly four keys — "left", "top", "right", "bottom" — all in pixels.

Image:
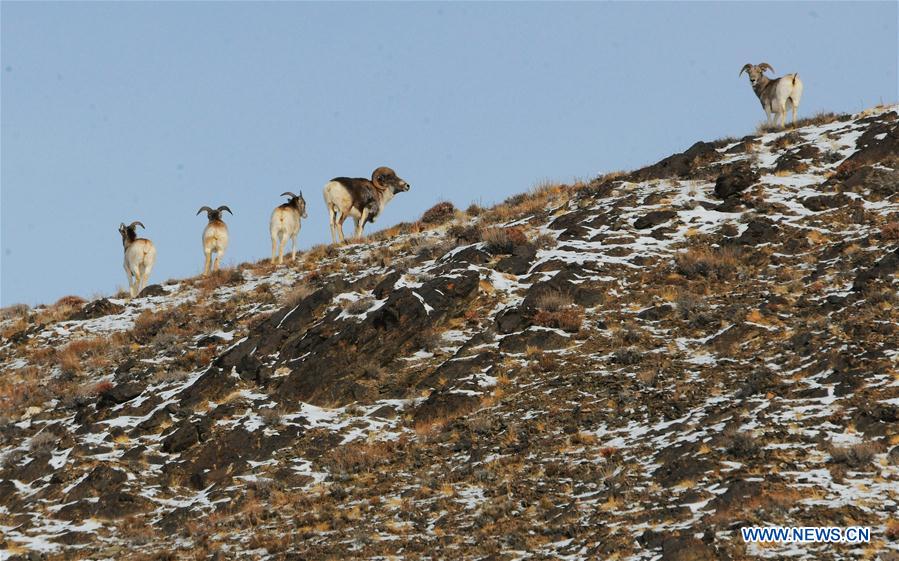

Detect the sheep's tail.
[{"left": 792, "top": 73, "right": 798, "bottom": 86}]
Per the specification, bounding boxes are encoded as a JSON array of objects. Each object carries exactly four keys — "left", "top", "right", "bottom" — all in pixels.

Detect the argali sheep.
[
  {"left": 323, "top": 166, "right": 411, "bottom": 243},
  {"left": 270, "top": 191, "right": 307, "bottom": 264},
  {"left": 740, "top": 62, "right": 803, "bottom": 128},
  {"left": 118, "top": 221, "right": 156, "bottom": 298},
  {"left": 196, "top": 205, "right": 233, "bottom": 275}
]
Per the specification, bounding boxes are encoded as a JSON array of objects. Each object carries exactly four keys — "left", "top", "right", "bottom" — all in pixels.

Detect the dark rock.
[
  {"left": 417, "top": 352, "right": 497, "bottom": 390},
  {"left": 496, "top": 307, "right": 525, "bottom": 334},
  {"left": 66, "top": 465, "right": 127, "bottom": 500},
  {"left": 498, "top": 330, "right": 571, "bottom": 353},
  {"left": 634, "top": 210, "right": 676, "bottom": 230},
  {"left": 801, "top": 193, "right": 851, "bottom": 211},
  {"left": 267, "top": 271, "right": 480, "bottom": 406},
  {"left": 660, "top": 534, "right": 716, "bottom": 561},
  {"left": 713, "top": 163, "right": 758, "bottom": 199},
  {"left": 853, "top": 247, "right": 899, "bottom": 292},
  {"left": 413, "top": 391, "right": 481, "bottom": 425},
  {"left": 888, "top": 446, "right": 899, "bottom": 466},
  {"left": 137, "top": 284, "right": 167, "bottom": 298},
  {"left": 70, "top": 298, "right": 125, "bottom": 321},
  {"left": 839, "top": 120, "right": 899, "bottom": 171},
  {"left": 97, "top": 381, "right": 144, "bottom": 408},
  {"left": 630, "top": 141, "right": 721, "bottom": 181},
  {"left": 162, "top": 421, "right": 202, "bottom": 454},
  {"left": 734, "top": 218, "right": 779, "bottom": 245},
  {"left": 372, "top": 271, "right": 401, "bottom": 299},
  {"left": 495, "top": 244, "right": 537, "bottom": 275},
  {"left": 637, "top": 304, "right": 673, "bottom": 321}
]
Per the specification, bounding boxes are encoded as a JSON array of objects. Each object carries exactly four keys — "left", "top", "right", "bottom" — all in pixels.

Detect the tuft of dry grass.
[
  {"left": 131, "top": 309, "right": 173, "bottom": 343},
  {"left": 482, "top": 226, "right": 528, "bottom": 254},
  {"left": 828, "top": 442, "right": 880, "bottom": 468},
  {"left": 881, "top": 222, "right": 899, "bottom": 241},
  {"left": 342, "top": 297, "right": 375, "bottom": 315},
  {"left": 322, "top": 441, "right": 395, "bottom": 474},
  {"left": 281, "top": 282, "right": 313, "bottom": 308},
  {"left": 532, "top": 306, "right": 584, "bottom": 333},
  {"left": 534, "top": 292, "right": 574, "bottom": 312},
  {"left": 674, "top": 245, "right": 743, "bottom": 280},
  {"left": 420, "top": 201, "right": 456, "bottom": 225}
]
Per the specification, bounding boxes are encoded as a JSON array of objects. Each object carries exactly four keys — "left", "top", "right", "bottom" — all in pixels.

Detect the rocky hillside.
[{"left": 1, "top": 106, "right": 898, "bottom": 561}]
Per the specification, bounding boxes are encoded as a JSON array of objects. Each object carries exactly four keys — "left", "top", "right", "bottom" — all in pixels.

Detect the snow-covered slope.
[{"left": 1, "top": 105, "right": 898, "bottom": 561}]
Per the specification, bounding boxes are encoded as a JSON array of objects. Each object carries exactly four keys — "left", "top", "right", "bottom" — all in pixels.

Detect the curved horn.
[
  {"left": 280, "top": 191, "right": 297, "bottom": 199},
  {"left": 196, "top": 206, "right": 214, "bottom": 216},
  {"left": 739, "top": 63, "right": 752, "bottom": 77},
  {"left": 217, "top": 205, "right": 233, "bottom": 215},
  {"left": 129, "top": 221, "right": 145, "bottom": 230},
  {"left": 758, "top": 63, "right": 774, "bottom": 74}
]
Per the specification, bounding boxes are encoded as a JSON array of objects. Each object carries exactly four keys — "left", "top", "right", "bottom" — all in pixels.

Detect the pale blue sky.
[{"left": 2, "top": 2, "right": 897, "bottom": 306}]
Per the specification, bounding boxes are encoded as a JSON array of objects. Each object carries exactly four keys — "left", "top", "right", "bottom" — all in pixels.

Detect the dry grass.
[
  {"left": 342, "top": 297, "right": 375, "bottom": 315},
  {"left": 420, "top": 201, "right": 456, "bottom": 225},
  {"left": 534, "top": 291, "right": 574, "bottom": 312},
  {"left": 322, "top": 441, "right": 395, "bottom": 473},
  {"left": 674, "top": 245, "right": 743, "bottom": 280},
  {"left": 828, "top": 442, "right": 880, "bottom": 468},
  {"left": 880, "top": 222, "right": 899, "bottom": 241},
  {"left": 281, "top": 282, "right": 313, "bottom": 307},
  {"left": 482, "top": 226, "right": 528, "bottom": 254},
  {"left": 0, "top": 366, "right": 43, "bottom": 415},
  {"left": 532, "top": 306, "right": 584, "bottom": 333},
  {"left": 130, "top": 309, "right": 173, "bottom": 343}
]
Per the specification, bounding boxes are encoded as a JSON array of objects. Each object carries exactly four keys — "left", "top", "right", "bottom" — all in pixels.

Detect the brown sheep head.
[{"left": 371, "top": 166, "right": 410, "bottom": 193}]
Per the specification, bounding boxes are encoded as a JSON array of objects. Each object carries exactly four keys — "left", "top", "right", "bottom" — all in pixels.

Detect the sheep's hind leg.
[{"left": 203, "top": 251, "right": 212, "bottom": 275}]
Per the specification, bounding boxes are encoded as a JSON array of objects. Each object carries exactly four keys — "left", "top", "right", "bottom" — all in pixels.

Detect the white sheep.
[
  {"left": 270, "top": 192, "right": 307, "bottom": 264},
  {"left": 196, "top": 206, "right": 232, "bottom": 275},
  {"left": 118, "top": 221, "right": 156, "bottom": 298},
  {"left": 740, "top": 62, "right": 803, "bottom": 128}
]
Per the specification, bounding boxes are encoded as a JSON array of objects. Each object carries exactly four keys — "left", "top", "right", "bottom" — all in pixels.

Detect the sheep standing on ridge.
[
  {"left": 196, "top": 205, "right": 232, "bottom": 275},
  {"left": 740, "top": 62, "right": 803, "bottom": 128},
  {"left": 323, "top": 166, "right": 411, "bottom": 243},
  {"left": 118, "top": 221, "right": 156, "bottom": 298},
  {"left": 270, "top": 191, "right": 307, "bottom": 264}
]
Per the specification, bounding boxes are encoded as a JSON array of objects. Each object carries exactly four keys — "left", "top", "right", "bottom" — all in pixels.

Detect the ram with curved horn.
[
  {"left": 739, "top": 62, "right": 803, "bottom": 128},
  {"left": 118, "top": 221, "right": 156, "bottom": 298},
  {"left": 323, "top": 166, "right": 411, "bottom": 243},
  {"left": 196, "top": 205, "right": 232, "bottom": 275},
  {"left": 270, "top": 191, "right": 307, "bottom": 264}
]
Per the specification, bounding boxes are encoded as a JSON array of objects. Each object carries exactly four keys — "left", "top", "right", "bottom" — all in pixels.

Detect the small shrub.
[
  {"left": 2, "top": 449, "right": 26, "bottom": 469},
  {"left": 29, "top": 431, "right": 57, "bottom": 453},
  {"left": 532, "top": 306, "right": 583, "bottom": 333},
  {"left": 725, "top": 431, "right": 759, "bottom": 458},
  {"left": 611, "top": 347, "right": 642, "bottom": 365},
  {"left": 258, "top": 407, "right": 283, "bottom": 427},
  {"left": 535, "top": 291, "right": 574, "bottom": 312},
  {"left": 131, "top": 309, "right": 172, "bottom": 343},
  {"left": 482, "top": 226, "right": 528, "bottom": 254},
  {"left": 466, "top": 203, "right": 482, "bottom": 216},
  {"left": 342, "top": 297, "right": 374, "bottom": 315},
  {"left": 448, "top": 223, "right": 481, "bottom": 244},
  {"left": 420, "top": 201, "right": 456, "bottom": 224},
  {"left": 0, "top": 303, "right": 29, "bottom": 321},
  {"left": 281, "top": 283, "right": 313, "bottom": 308},
  {"left": 881, "top": 222, "right": 899, "bottom": 241},
  {"left": 533, "top": 232, "right": 556, "bottom": 250},
  {"left": 322, "top": 441, "right": 394, "bottom": 474},
  {"left": 828, "top": 442, "right": 879, "bottom": 468},
  {"left": 674, "top": 246, "right": 742, "bottom": 280}
]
